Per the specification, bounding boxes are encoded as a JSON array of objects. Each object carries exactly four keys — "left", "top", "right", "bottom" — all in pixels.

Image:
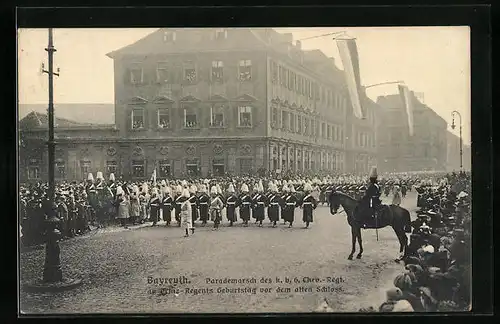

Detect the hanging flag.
[
  {"left": 151, "top": 169, "right": 157, "bottom": 186},
  {"left": 336, "top": 38, "right": 364, "bottom": 119},
  {"left": 398, "top": 85, "right": 415, "bottom": 136}
]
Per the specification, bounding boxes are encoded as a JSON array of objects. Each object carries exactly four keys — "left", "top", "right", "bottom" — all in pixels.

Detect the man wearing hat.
[
  {"left": 392, "top": 179, "right": 402, "bottom": 206},
  {"left": 300, "top": 182, "right": 318, "bottom": 228},
  {"left": 115, "top": 185, "right": 130, "bottom": 228},
  {"left": 161, "top": 185, "right": 174, "bottom": 226},
  {"left": 225, "top": 184, "right": 239, "bottom": 226},
  {"left": 267, "top": 183, "right": 281, "bottom": 228},
  {"left": 174, "top": 185, "right": 187, "bottom": 227},
  {"left": 209, "top": 185, "right": 224, "bottom": 229},
  {"left": 180, "top": 188, "right": 193, "bottom": 237},
  {"left": 238, "top": 183, "right": 252, "bottom": 226},
  {"left": 357, "top": 166, "right": 382, "bottom": 227},
  {"left": 129, "top": 185, "right": 141, "bottom": 225},
  {"left": 252, "top": 181, "right": 267, "bottom": 227},
  {"left": 198, "top": 185, "right": 210, "bottom": 226},
  {"left": 188, "top": 185, "right": 199, "bottom": 232},
  {"left": 56, "top": 191, "right": 70, "bottom": 238},
  {"left": 139, "top": 182, "right": 149, "bottom": 224},
  {"left": 283, "top": 183, "right": 298, "bottom": 228}
]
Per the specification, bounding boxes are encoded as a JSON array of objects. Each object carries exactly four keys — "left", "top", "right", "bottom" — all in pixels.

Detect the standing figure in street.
[
  {"left": 210, "top": 185, "right": 224, "bottom": 229},
  {"left": 149, "top": 188, "right": 161, "bottom": 226},
  {"left": 198, "top": 185, "right": 210, "bottom": 226},
  {"left": 161, "top": 185, "right": 173, "bottom": 226},
  {"left": 300, "top": 182, "right": 318, "bottom": 228},
  {"left": 392, "top": 179, "right": 402, "bottom": 206},
  {"left": 357, "top": 166, "right": 383, "bottom": 228},
  {"left": 180, "top": 188, "right": 192, "bottom": 237},
  {"left": 283, "top": 184, "right": 298, "bottom": 228},
  {"left": 115, "top": 186, "right": 129, "bottom": 229},
  {"left": 280, "top": 181, "right": 288, "bottom": 225},
  {"left": 188, "top": 185, "right": 199, "bottom": 230},
  {"left": 251, "top": 183, "right": 259, "bottom": 224},
  {"left": 129, "top": 185, "right": 141, "bottom": 225},
  {"left": 174, "top": 185, "right": 185, "bottom": 226},
  {"left": 239, "top": 183, "right": 252, "bottom": 226},
  {"left": 139, "top": 182, "right": 149, "bottom": 224},
  {"left": 225, "top": 183, "right": 239, "bottom": 226},
  {"left": 252, "top": 181, "right": 267, "bottom": 227},
  {"left": 267, "top": 183, "right": 282, "bottom": 228}
]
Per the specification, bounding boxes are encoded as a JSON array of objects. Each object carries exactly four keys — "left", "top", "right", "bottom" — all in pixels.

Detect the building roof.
[
  {"left": 18, "top": 104, "right": 115, "bottom": 125},
  {"left": 376, "top": 94, "right": 446, "bottom": 125}
]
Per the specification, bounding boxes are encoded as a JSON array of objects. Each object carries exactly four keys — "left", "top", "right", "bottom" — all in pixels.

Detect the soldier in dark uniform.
[
  {"left": 251, "top": 183, "right": 260, "bottom": 224},
  {"left": 280, "top": 181, "right": 289, "bottom": 225},
  {"left": 283, "top": 184, "right": 298, "bottom": 228},
  {"left": 161, "top": 186, "right": 173, "bottom": 226},
  {"left": 149, "top": 188, "right": 161, "bottom": 226},
  {"left": 225, "top": 184, "right": 239, "bottom": 226},
  {"left": 239, "top": 183, "right": 252, "bottom": 226},
  {"left": 300, "top": 182, "right": 318, "bottom": 228},
  {"left": 252, "top": 182, "right": 267, "bottom": 227},
  {"left": 197, "top": 185, "right": 210, "bottom": 226},
  {"left": 357, "top": 166, "right": 382, "bottom": 227},
  {"left": 188, "top": 185, "right": 198, "bottom": 233},
  {"left": 267, "top": 183, "right": 281, "bottom": 228},
  {"left": 323, "top": 183, "right": 333, "bottom": 207},
  {"left": 174, "top": 185, "right": 185, "bottom": 227}
]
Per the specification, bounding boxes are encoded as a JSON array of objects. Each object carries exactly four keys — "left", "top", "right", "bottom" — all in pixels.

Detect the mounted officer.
[{"left": 356, "top": 166, "right": 382, "bottom": 227}]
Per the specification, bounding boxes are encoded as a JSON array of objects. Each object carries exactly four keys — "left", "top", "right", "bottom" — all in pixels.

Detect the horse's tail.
[{"left": 402, "top": 208, "right": 412, "bottom": 233}]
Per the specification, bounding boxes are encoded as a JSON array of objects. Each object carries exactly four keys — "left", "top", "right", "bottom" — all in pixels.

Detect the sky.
[{"left": 17, "top": 27, "right": 471, "bottom": 144}]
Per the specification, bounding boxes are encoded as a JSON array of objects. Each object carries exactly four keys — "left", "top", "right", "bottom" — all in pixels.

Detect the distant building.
[
  {"left": 376, "top": 92, "right": 447, "bottom": 173},
  {"left": 446, "top": 131, "right": 471, "bottom": 171},
  {"left": 19, "top": 28, "right": 381, "bottom": 182}
]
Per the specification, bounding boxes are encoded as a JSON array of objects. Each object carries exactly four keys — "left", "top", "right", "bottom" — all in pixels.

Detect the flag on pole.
[
  {"left": 336, "top": 38, "right": 364, "bottom": 119},
  {"left": 398, "top": 85, "right": 415, "bottom": 136},
  {"left": 151, "top": 169, "right": 157, "bottom": 186}
]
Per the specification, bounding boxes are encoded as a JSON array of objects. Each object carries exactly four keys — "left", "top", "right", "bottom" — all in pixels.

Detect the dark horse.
[{"left": 328, "top": 191, "right": 412, "bottom": 261}]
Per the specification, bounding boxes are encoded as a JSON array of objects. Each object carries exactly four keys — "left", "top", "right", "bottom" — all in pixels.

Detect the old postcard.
[{"left": 18, "top": 27, "right": 471, "bottom": 314}]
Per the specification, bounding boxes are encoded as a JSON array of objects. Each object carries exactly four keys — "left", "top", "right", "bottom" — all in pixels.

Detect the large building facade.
[
  {"left": 376, "top": 93, "right": 448, "bottom": 173},
  {"left": 19, "top": 28, "right": 381, "bottom": 182},
  {"left": 446, "top": 131, "right": 471, "bottom": 172}
]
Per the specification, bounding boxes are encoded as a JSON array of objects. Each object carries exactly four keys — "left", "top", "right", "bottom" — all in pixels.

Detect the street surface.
[{"left": 20, "top": 192, "right": 418, "bottom": 313}]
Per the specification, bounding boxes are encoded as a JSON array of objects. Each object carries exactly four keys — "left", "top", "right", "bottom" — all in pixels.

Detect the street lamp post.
[
  {"left": 23, "top": 28, "right": 81, "bottom": 293},
  {"left": 451, "top": 110, "right": 463, "bottom": 171}
]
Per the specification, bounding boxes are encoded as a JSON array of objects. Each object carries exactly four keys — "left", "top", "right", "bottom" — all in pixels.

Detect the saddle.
[{"left": 354, "top": 204, "right": 388, "bottom": 229}]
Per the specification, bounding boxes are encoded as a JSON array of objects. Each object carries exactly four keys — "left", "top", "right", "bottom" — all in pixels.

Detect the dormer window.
[
  {"left": 215, "top": 28, "right": 227, "bottom": 40},
  {"left": 163, "top": 31, "right": 176, "bottom": 42}
]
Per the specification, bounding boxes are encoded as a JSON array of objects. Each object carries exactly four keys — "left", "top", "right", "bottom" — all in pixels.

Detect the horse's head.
[{"left": 329, "top": 192, "right": 341, "bottom": 215}]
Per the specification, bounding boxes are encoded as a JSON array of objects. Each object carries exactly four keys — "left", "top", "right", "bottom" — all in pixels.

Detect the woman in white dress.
[{"left": 180, "top": 188, "right": 192, "bottom": 237}]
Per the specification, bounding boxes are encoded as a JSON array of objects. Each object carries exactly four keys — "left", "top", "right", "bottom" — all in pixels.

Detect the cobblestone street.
[{"left": 20, "top": 193, "right": 418, "bottom": 314}]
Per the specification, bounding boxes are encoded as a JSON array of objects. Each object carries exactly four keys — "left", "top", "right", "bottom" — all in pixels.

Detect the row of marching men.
[{"left": 113, "top": 178, "right": 319, "bottom": 231}]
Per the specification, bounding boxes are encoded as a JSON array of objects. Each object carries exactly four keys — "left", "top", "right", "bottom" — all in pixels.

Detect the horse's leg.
[
  {"left": 356, "top": 227, "right": 363, "bottom": 259},
  {"left": 392, "top": 225, "right": 408, "bottom": 262},
  {"left": 348, "top": 226, "right": 356, "bottom": 260}
]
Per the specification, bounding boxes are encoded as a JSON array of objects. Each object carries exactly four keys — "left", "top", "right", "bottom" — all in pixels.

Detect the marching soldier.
[
  {"left": 161, "top": 185, "right": 174, "bottom": 226},
  {"left": 392, "top": 179, "right": 402, "bottom": 206},
  {"left": 174, "top": 185, "right": 186, "bottom": 227},
  {"left": 115, "top": 186, "right": 129, "bottom": 229},
  {"left": 252, "top": 181, "right": 267, "bottom": 227},
  {"left": 180, "top": 188, "right": 192, "bottom": 237},
  {"left": 283, "top": 183, "right": 298, "bottom": 228},
  {"left": 225, "top": 183, "right": 239, "bottom": 226},
  {"left": 300, "top": 182, "right": 318, "bottom": 228},
  {"left": 85, "top": 173, "right": 98, "bottom": 225},
  {"left": 56, "top": 192, "right": 69, "bottom": 237},
  {"left": 139, "top": 182, "right": 149, "bottom": 224},
  {"left": 251, "top": 183, "right": 260, "bottom": 224},
  {"left": 149, "top": 188, "right": 161, "bottom": 226},
  {"left": 188, "top": 185, "right": 199, "bottom": 230},
  {"left": 267, "top": 183, "right": 281, "bottom": 228},
  {"left": 210, "top": 185, "right": 224, "bottom": 229},
  {"left": 239, "top": 183, "right": 252, "bottom": 226},
  {"left": 198, "top": 185, "right": 210, "bottom": 226}
]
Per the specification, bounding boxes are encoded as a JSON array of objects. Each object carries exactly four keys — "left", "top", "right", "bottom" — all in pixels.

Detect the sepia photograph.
[{"left": 18, "top": 26, "right": 472, "bottom": 314}]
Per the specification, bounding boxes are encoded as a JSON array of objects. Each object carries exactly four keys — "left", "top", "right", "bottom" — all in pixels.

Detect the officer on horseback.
[{"left": 360, "top": 166, "right": 382, "bottom": 226}]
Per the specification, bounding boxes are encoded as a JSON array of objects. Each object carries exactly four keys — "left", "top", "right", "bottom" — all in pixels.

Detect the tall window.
[
  {"left": 271, "top": 61, "right": 278, "bottom": 83},
  {"left": 159, "top": 160, "right": 171, "bottom": 178},
  {"left": 304, "top": 118, "right": 309, "bottom": 135},
  {"left": 56, "top": 160, "right": 65, "bottom": 179},
  {"left": 184, "top": 62, "right": 197, "bottom": 84},
  {"left": 132, "top": 160, "right": 145, "bottom": 178},
  {"left": 279, "top": 66, "right": 284, "bottom": 85},
  {"left": 272, "top": 107, "right": 279, "bottom": 127},
  {"left": 327, "top": 125, "right": 332, "bottom": 139},
  {"left": 28, "top": 159, "right": 40, "bottom": 180},
  {"left": 211, "top": 60, "right": 224, "bottom": 82},
  {"left": 212, "top": 159, "right": 225, "bottom": 176},
  {"left": 288, "top": 71, "right": 294, "bottom": 90},
  {"left": 290, "top": 113, "right": 295, "bottom": 132},
  {"left": 156, "top": 62, "right": 169, "bottom": 83},
  {"left": 157, "top": 108, "right": 170, "bottom": 129},
  {"left": 239, "top": 60, "right": 252, "bottom": 81},
  {"left": 281, "top": 111, "right": 288, "bottom": 130},
  {"left": 186, "top": 159, "right": 200, "bottom": 176},
  {"left": 239, "top": 158, "right": 253, "bottom": 174},
  {"left": 294, "top": 73, "right": 299, "bottom": 92},
  {"left": 183, "top": 106, "right": 198, "bottom": 128},
  {"left": 106, "top": 161, "right": 117, "bottom": 176},
  {"left": 163, "top": 31, "right": 176, "bottom": 42},
  {"left": 210, "top": 104, "right": 225, "bottom": 127},
  {"left": 238, "top": 106, "right": 252, "bottom": 127},
  {"left": 321, "top": 123, "right": 326, "bottom": 138},
  {"left": 297, "top": 115, "right": 302, "bottom": 134},
  {"left": 215, "top": 28, "right": 227, "bottom": 40},
  {"left": 130, "top": 64, "right": 143, "bottom": 84},
  {"left": 80, "top": 161, "right": 91, "bottom": 180},
  {"left": 131, "top": 108, "right": 145, "bottom": 129}
]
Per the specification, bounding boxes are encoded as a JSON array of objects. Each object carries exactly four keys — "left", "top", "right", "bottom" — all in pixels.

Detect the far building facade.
[
  {"left": 446, "top": 131, "right": 471, "bottom": 172},
  {"left": 376, "top": 93, "right": 448, "bottom": 173},
  {"left": 19, "top": 28, "right": 381, "bottom": 182}
]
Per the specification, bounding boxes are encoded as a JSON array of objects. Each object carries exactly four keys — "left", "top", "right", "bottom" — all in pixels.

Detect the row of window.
[
  {"left": 162, "top": 29, "right": 228, "bottom": 43},
  {"left": 270, "top": 61, "right": 343, "bottom": 110},
  {"left": 129, "top": 59, "right": 253, "bottom": 85},
  {"left": 356, "top": 132, "right": 376, "bottom": 148},
  {"left": 130, "top": 106, "right": 253, "bottom": 130}
]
